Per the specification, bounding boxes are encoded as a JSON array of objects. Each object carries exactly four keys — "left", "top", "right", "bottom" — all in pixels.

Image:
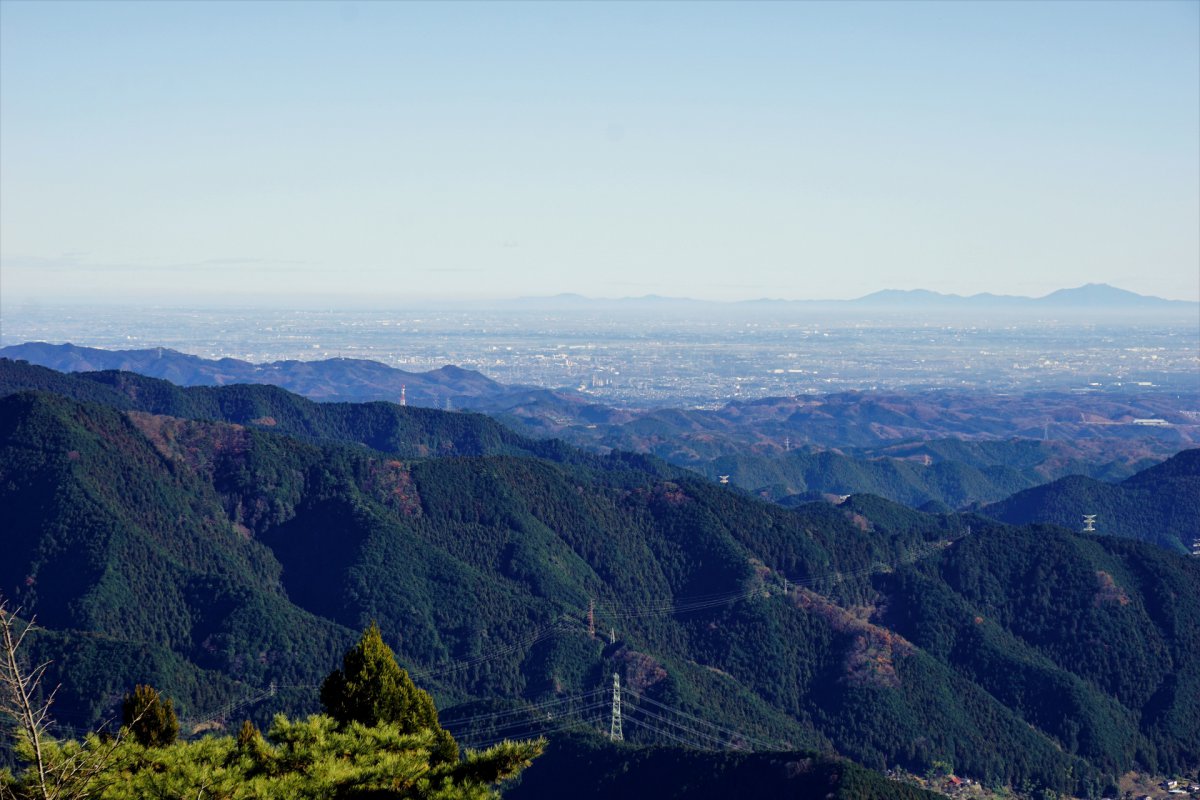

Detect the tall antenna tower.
[
  {"left": 1082, "top": 514, "right": 1097, "bottom": 533},
  {"left": 609, "top": 673, "right": 623, "bottom": 742},
  {"left": 400, "top": 385, "right": 406, "bottom": 407}
]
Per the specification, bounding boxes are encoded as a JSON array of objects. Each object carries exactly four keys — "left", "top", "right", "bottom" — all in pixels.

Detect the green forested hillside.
[
  {"left": 543, "top": 388, "right": 1198, "bottom": 468},
  {"left": 505, "top": 733, "right": 943, "bottom": 800},
  {"left": 699, "top": 447, "right": 1036, "bottom": 508},
  {"left": 1, "top": 358, "right": 1181, "bottom": 517},
  {"left": 690, "top": 436, "right": 1173, "bottom": 509},
  {"left": 982, "top": 448, "right": 1200, "bottom": 552},
  {"left": 0, "top": 391, "right": 360, "bottom": 728},
  {"left": 0, "top": 358, "right": 578, "bottom": 461},
  {"left": 2, "top": 385, "right": 1198, "bottom": 796},
  {"left": 854, "top": 437, "right": 1160, "bottom": 483}
]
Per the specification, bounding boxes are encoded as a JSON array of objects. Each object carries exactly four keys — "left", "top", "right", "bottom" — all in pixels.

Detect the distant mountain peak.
[
  {"left": 514, "top": 284, "right": 1195, "bottom": 308},
  {"left": 851, "top": 283, "right": 1194, "bottom": 309},
  {"left": 1038, "top": 283, "right": 1155, "bottom": 305},
  {"left": 855, "top": 288, "right": 962, "bottom": 302}
]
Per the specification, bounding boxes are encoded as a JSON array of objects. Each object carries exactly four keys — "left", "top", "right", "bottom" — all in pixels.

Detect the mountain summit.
[
  {"left": 510, "top": 284, "right": 1196, "bottom": 310},
  {"left": 1036, "top": 282, "right": 1187, "bottom": 307},
  {"left": 852, "top": 283, "right": 1194, "bottom": 309}
]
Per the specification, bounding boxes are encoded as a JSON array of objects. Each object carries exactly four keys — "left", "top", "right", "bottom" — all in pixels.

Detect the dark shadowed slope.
[{"left": 982, "top": 449, "right": 1200, "bottom": 552}]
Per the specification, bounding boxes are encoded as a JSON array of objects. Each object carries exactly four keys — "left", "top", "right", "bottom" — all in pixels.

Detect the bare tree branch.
[
  {"left": 0, "top": 600, "right": 51, "bottom": 800},
  {"left": 0, "top": 598, "right": 144, "bottom": 800}
]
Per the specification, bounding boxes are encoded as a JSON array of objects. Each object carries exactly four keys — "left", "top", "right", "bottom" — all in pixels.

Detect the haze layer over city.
[
  {"left": 3, "top": 3, "right": 1196, "bottom": 408},
  {"left": 3, "top": 293, "right": 1197, "bottom": 405}
]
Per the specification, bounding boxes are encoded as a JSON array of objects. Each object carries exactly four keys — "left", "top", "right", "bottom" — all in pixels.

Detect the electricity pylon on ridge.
[{"left": 609, "top": 673, "right": 623, "bottom": 742}]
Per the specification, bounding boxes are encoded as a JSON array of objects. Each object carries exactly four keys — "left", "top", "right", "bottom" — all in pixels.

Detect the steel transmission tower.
[{"left": 609, "top": 673, "right": 623, "bottom": 742}]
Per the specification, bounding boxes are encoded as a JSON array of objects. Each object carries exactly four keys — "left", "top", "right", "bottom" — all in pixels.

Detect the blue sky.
[{"left": 1, "top": 0, "right": 1197, "bottom": 304}]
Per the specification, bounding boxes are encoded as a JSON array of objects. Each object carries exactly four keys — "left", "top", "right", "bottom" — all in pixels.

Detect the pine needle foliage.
[
  {"left": 2, "top": 716, "right": 543, "bottom": 800},
  {"left": 121, "top": 684, "right": 178, "bottom": 748}
]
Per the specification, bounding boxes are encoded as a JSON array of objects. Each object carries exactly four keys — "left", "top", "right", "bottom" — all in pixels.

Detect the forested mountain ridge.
[
  {"left": 6, "top": 347, "right": 1195, "bottom": 463},
  {"left": 0, "top": 342, "right": 521, "bottom": 407},
  {"left": 982, "top": 448, "right": 1200, "bottom": 552},
  {"left": 700, "top": 447, "right": 1040, "bottom": 509},
  {"left": 2, "top": 384, "right": 1198, "bottom": 795},
  {"left": 0, "top": 357, "right": 586, "bottom": 463},
  {"left": 0, "top": 358, "right": 1184, "bottom": 516},
  {"left": 542, "top": 387, "right": 1199, "bottom": 458}
]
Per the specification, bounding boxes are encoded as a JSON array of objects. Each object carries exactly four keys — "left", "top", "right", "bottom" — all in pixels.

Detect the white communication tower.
[{"left": 1082, "top": 514, "right": 1097, "bottom": 533}]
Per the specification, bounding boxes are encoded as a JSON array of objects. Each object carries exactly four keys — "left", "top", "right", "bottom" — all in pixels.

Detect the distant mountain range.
[
  {"left": 5, "top": 357, "right": 1195, "bottom": 521},
  {"left": 4, "top": 346, "right": 1196, "bottom": 500},
  {"left": 0, "top": 341, "right": 590, "bottom": 413},
  {"left": 514, "top": 283, "right": 1198, "bottom": 312}
]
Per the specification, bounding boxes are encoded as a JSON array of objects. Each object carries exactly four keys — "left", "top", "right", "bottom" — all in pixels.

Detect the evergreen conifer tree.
[
  {"left": 320, "top": 622, "right": 458, "bottom": 763},
  {"left": 236, "top": 719, "right": 259, "bottom": 750},
  {"left": 121, "top": 684, "right": 179, "bottom": 748}
]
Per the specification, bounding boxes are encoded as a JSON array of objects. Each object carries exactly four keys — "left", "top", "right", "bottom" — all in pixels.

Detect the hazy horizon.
[
  {"left": 1, "top": 281, "right": 1197, "bottom": 314},
  {"left": 2, "top": 1, "right": 1198, "bottom": 306}
]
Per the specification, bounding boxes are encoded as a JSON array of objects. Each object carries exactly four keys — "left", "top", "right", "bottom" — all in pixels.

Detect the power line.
[
  {"left": 43, "top": 533, "right": 966, "bottom": 745},
  {"left": 622, "top": 716, "right": 716, "bottom": 750},
  {"left": 443, "top": 690, "right": 607, "bottom": 729},
  {"left": 457, "top": 716, "right": 603, "bottom": 751},
  {"left": 184, "top": 682, "right": 275, "bottom": 733},
  {"left": 395, "top": 535, "right": 963, "bottom": 686},
  {"left": 623, "top": 704, "right": 740, "bottom": 750},
  {"left": 623, "top": 689, "right": 782, "bottom": 752},
  {"left": 451, "top": 695, "right": 609, "bottom": 753},
  {"left": 451, "top": 701, "right": 610, "bottom": 744}
]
